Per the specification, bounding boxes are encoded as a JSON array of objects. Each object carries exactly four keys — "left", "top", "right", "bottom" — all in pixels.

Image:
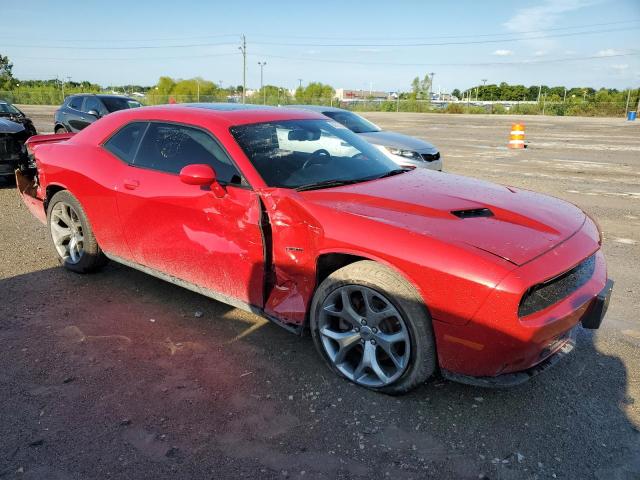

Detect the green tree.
[
  {"left": 294, "top": 82, "right": 334, "bottom": 103},
  {"left": 0, "top": 54, "right": 16, "bottom": 90},
  {"left": 410, "top": 74, "right": 432, "bottom": 100},
  {"left": 451, "top": 88, "right": 461, "bottom": 99}
]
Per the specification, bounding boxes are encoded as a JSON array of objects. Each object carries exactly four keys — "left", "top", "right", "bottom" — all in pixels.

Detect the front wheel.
[
  {"left": 310, "top": 260, "right": 436, "bottom": 395},
  {"left": 47, "top": 190, "right": 108, "bottom": 273}
]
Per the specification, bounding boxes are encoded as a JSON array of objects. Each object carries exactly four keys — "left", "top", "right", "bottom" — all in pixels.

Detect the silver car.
[{"left": 290, "top": 105, "right": 442, "bottom": 171}]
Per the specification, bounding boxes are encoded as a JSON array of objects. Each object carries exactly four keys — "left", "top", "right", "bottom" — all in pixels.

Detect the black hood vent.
[{"left": 451, "top": 208, "right": 494, "bottom": 219}]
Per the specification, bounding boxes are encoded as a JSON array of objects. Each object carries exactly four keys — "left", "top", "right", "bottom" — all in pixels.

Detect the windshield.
[
  {"left": 322, "top": 110, "right": 380, "bottom": 134},
  {"left": 231, "top": 119, "right": 401, "bottom": 189},
  {"left": 0, "top": 102, "right": 21, "bottom": 115},
  {"left": 101, "top": 97, "right": 142, "bottom": 113}
]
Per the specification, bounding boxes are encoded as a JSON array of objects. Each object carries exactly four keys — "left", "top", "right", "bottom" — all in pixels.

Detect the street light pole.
[{"left": 258, "top": 61, "right": 267, "bottom": 105}]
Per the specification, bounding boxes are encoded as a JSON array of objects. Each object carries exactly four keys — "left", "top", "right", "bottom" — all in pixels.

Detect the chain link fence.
[{"left": 2, "top": 89, "right": 637, "bottom": 117}]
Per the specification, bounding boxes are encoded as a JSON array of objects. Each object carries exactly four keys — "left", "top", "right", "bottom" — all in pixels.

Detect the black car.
[
  {"left": 54, "top": 94, "right": 142, "bottom": 133},
  {"left": 0, "top": 100, "right": 37, "bottom": 181},
  {"left": 0, "top": 100, "right": 37, "bottom": 136}
]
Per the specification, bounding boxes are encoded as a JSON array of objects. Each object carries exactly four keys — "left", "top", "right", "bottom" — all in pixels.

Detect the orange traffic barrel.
[{"left": 508, "top": 123, "right": 525, "bottom": 149}]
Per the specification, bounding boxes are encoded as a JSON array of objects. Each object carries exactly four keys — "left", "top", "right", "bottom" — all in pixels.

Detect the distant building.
[{"left": 335, "top": 88, "right": 391, "bottom": 101}]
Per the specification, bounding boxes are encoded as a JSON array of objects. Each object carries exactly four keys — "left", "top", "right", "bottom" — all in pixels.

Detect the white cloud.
[
  {"left": 597, "top": 48, "right": 623, "bottom": 57},
  {"left": 493, "top": 49, "right": 514, "bottom": 56},
  {"left": 611, "top": 64, "right": 629, "bottom": 71},
  {"left": 504, "top": 0, "right": 595, "bottom": 32},
  {"left": 534, "top": 50, "right": 547, "bottom": 57},
  {"left": 504, "top": 0, "right": 597, "bottom": 50}
]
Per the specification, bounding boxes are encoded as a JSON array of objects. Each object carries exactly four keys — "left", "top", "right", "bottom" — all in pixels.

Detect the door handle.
[{"left": 123, "top": 179, "right": 140, "bottom": 190}]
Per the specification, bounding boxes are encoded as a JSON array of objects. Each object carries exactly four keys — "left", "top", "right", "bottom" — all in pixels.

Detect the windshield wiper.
[
  {"left": 372, "top": 168, "right": 410, "bottom": 180},
  {"left": 295, "top": 169, "right": 409, "bottom": 192},
  {"left": 295, "top": 178, "right": 363, "bottom": 192}
]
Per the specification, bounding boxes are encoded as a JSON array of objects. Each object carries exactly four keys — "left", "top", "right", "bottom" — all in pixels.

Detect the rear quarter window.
[{"left": 103, "top": 122, "right": 147, "bottom": 163}]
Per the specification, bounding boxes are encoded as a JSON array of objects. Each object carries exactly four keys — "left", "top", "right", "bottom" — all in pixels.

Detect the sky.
[{"left": 1, "top": 0, "right": 639, "bottom": 92}]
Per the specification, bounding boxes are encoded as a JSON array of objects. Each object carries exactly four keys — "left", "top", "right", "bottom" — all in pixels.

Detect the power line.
[
  {"left": 247, "top": 19, "right": 640, "bottom": 41},
  {"left": 9, "top": 52, "right": 240, "bottom": 61},
  {"left": 2, "top": 41, "right": 238, "bottom": 50},
  {"left": 249, "top": 26, "right": 640, "bottom": 47},
  {"left": 3, "top": 24, "right": 639, "bottom": 50},
  {"left": 248, "top": 52, "right": 640, "bottom": 67}
]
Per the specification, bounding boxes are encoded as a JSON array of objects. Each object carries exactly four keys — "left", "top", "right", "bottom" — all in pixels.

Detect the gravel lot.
[{"left": 1, "top": 107, "right": 639, "bottom": 479}]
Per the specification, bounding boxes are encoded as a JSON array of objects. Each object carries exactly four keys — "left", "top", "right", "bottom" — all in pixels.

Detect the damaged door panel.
[{"left": 259, "top": 190, "right": 324, "bottom": 325}]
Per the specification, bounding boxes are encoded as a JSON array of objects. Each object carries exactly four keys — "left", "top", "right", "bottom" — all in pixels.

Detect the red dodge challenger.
[{"left": 16, "top": 104, "right": 612, "bottom": 394}]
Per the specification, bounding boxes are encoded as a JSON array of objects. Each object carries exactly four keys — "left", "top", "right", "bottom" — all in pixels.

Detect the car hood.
[
  {"left": 300, "top": 169, "right": 586, "bottom": 266},
  {"left": 358, "top": 130, "right": 438, "bottom": 153},
  {"left": 0, "top": 118, "right": 26, "bottom": 134}
]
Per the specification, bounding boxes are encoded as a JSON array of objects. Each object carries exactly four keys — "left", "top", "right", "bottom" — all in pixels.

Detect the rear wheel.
[
  {"left": 310, "top": 260, "right": 436, "bottom": 395},
  {"left": 47, "top": 190, "right": 107, "bottom": 273}
]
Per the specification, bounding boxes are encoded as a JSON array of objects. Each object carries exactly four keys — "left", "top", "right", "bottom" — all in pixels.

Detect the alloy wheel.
[
  {"left": 318, "top": 285, "right": 411, "bottom": 387},
  {"left": 50, "top": 202, "right": 85, "bottom": 264}
]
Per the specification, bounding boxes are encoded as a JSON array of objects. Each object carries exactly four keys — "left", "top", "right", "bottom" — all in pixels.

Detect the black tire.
[
  {"left": 310, "top": 260, "right": 436, "bottom": 395},
  {"left": 46, "top": 190, "right": 108, "bottom": 273},
  {"left": 54, "top": 126, "right": 67, "bottom": 134}
]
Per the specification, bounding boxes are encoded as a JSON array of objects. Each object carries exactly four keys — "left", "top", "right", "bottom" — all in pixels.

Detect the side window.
[
  {"left": 83, "top": 96, "right": 105, "bottom": 115},
  {"left": 103, "top": 122, "right": 147, "bottom": 163},
  {"left": 68, "top": 96, "right": 83, "bottom": 110},
  {"left": 134, "top": 122, "right": 243, "bottom": 184}
]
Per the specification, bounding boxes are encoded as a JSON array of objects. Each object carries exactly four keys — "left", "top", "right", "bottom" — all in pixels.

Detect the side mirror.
[
  {"left": 87, "top": 110, "right": 101, "bottom": 118},
  {"left": 179, "top": 164, "right": 225, "bottom": 197}
]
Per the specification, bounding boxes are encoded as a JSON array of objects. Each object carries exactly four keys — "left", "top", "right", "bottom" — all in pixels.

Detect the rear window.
[{"left": 101, "top": 97, "right": 142, "bottom": 113}]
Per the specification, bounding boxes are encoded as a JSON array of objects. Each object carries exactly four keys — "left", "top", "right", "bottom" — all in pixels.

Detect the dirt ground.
[{"left": 1, "top": 107, "right": 639, "bottom": 479}]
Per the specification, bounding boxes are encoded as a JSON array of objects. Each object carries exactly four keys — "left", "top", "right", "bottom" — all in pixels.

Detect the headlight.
[{"left": 383, "top": 146, "right": 422, "bottom": 161}]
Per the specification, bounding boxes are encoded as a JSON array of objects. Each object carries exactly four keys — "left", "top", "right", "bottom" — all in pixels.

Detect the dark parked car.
[
  {"left": 0, "top": 100, "right": 37, "bottom": 136},
  {"left": 54, "top": 94, "right": 142, "bottom": 133},
  {"left": 0, "top": 100, "right": 37, "bottom": 180}
]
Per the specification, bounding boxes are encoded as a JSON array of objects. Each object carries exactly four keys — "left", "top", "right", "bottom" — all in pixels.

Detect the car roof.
[
  {"left": 94, "top": 103, "right": 328, "bottom": 129},
  {"left": 185, "top": 102, "right": 278, "bottom": 112},
  {"left": 67, "top": 94, "right": 137, "bottom": 100},
  {"left": 287, "top": 105, "right": 347, "bottom": 113}
]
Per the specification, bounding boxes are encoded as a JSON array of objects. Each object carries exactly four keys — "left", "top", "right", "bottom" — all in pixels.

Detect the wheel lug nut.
[
  {"left": 355, "top": 327, "right": 360, "bottom": 332},
  {"left": 372, "top": 328, "right": 378, "bottom": 333},
  {"left": 361, "top": 320, "right": 367, "bottom": 326},
  {"left": 360, "top": 339, "right": 365, "bottom": 344},
  {"left": 370, "top": 339, "right": 376, "bottom": 345}
]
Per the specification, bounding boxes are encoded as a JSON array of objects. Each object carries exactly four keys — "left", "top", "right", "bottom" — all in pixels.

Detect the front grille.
[
  {"left": 518, "top": 254, "right": 596, "bottom": 317},
  {"left": 421, "top": 152, "right": 440, "bottom": 162}
]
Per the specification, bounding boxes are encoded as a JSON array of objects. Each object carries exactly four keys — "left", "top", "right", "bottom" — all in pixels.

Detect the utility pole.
[
  {"left": 537, "top": 84, "right": 542, "bottom": 102},
  {"left": 239, "top": 35, "right": 247, "bottom": 104},
  {"left": 563, "top": 87, "right": 567, "bottom": 103},
  {"left": 481, "top": 78, "right": 487, "bottom": 101},
  {"left": 428, "top": 72, "right": 435, "bottom": 103},
  {"left": 258, "top": 61, "right": 267, "bottom": 105},
  {"left": 625, "top": 88, "right": 631, "bottom": 115},
  {"left": 196, "top": 79, "right": 200, "bottom": 102},
  {"left": 297, "top": 78, "right": 303, "bottom": 89}
]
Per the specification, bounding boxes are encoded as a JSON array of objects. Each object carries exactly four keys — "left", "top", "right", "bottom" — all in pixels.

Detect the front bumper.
[
  {"left": 433, "top": 218, "right": 610, "bottom": 379},
  {"left": 440, "top": 279, "right": 613, "bottom": 387},
  {"left": 441, "top": 327, "right": 578, "bottom": 387}
]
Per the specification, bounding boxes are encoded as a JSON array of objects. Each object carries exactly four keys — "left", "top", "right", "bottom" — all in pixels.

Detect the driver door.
[{"left": 109, "top": 121, "right": 265, "bottom": 307}]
